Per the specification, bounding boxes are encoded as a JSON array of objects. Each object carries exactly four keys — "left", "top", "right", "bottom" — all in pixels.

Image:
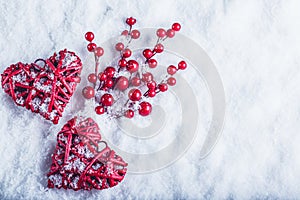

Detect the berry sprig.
[{"left": 82, "top": 17, "right": 187, "bottom": 119}]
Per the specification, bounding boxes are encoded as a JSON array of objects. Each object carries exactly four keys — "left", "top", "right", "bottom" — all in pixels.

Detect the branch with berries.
[{"left": 82, "top": 17, "right": 187, "bottom": 119}]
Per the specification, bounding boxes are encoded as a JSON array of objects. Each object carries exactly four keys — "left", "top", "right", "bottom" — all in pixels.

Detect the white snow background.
[{"left": 0, "top": 0, "right": 300, "bottom": 199}]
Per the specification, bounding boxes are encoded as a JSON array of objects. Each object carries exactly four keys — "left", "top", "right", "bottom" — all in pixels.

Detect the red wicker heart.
[
  {"left": 47, "top": 117, "right": 128, "bottom": 191},
  {"left": 1, "top": 49, "right": 82, "bottom": 124}
]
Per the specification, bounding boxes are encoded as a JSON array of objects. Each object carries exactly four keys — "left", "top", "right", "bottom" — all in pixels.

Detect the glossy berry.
[
  {"left": 88, "top": 73, "right": 97, "bottom": 83},
  {"left": 131, "top": 30, "right": 140, "bottom": 39},
  {"left": 142, "top": 72, "right": 153, "bottom": 83},
  {"left": 95, "top": 47, "right": 104, "bottom": 57},
  {"left": 172, "top": 23, "right": 181, "bottom": 31},
  {"left": 116, "top": 76, "right": 129, "bottom": 91},
  {"left": 115, "top": 42, "right": 124, "bottom": 51},
  {"left": 148, "top": 59, "right": 157, "bottom": 68},
  {"left": 105, "top": 78, "right": 114, "bottom": 88},
  {"left": 167, "top": 65, "right": 177, "bottom": 75},
  {"left": 167, "top": 77, "right": 176, "bottom": 86},
  {"left": 104, "top": 67, "right": 116, "bottom": 78},
  {"left": 166, "top": 29, "right": 175, "bottom": 38},
  {"left": 139, "top": 102, "right": 152, "bottom": 116},
  {"left": 131, "top": 77, "right": 141, "bottom": 86},
  {"left": 158, "top": 83, "right": 168, "bottom": 92},
  {"left": 156, "top": 28, "right": 166, "bottom": 38},
  {"left": 125, "top": 109, "right": 134, "bottom": 118},
  {"left": 143, "top": 49, "right": 153, "bottom": 59},
  {"left": 148, "top": 89, "right": 156, "bottom": 97},
  {"left": 101, "top": 93, "right": 114, "bottom": 106},
  {"left": 118, "top": 59, "right": 127, "bottom": 68},
  {"left": 98, "top": 72, "right": 107, "bottom": 81},
  {"left": 95, "top": 106, "right": 105, "bottom": 115},
  {"left": 85, "top": 32, "right": 94, "bottom": 42},
  {"left": 147, "top": 81, "right": 156, "bottom": 89},
  {"left": 127, "top": 60, "right": 139, "bottom": 73},
  {"left": 154, "top": 43, "right": 164, "bottom": 53},
  {"left": 82, "top": 86, "right": 95, "bottom": 99},
  {"left": 178, "top": 61, "right": 187, "bottom": 70},
  {"left": 121, "top": 30, "right": 129, "bottom": 36},
  {"left": 126, "top": 17, "right": 136, "bottom": 26},
  {"left": 87, "top": 43, "right": 97, "bottom": 52},
  {"left": 123, "top": 48, "right": 132, "bottom": 58},
  {"left": 128, "top": 89, "right": 142, "bottom": 101}
]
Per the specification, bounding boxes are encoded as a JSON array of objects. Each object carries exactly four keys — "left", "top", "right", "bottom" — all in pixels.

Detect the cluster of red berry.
[{"left": 82, "top": 17, "right": 187, "bottom": 118}]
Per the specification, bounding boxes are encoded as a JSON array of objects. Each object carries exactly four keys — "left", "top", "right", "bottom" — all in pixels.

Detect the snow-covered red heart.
[
  {"left": 47, "top": 117, "right": 127, "bottom": 191},
  {"left": 1, "top": 49, "right": 82, "bottom": 124}
]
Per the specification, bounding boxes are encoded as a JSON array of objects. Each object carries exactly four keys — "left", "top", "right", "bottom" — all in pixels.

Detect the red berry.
[
  {"left": 154, "top": 43, "right": 164, "bottom": 53},
  {"left": 121, "top": 30, "right": 129, "bottom": 36},
  {"left": 158, "top": 83, "right": 168, "bottom": 92},
  {"left": 125, "top": 109, "right": 134, "bottom": 118},
  {"left": 118, "top": 59, "right": 127, "bottom": 68},
  {"left": 95, "top": 47, "right": 104, "bottom": 57},
  {"left": 142, "top": 72, "right": 153, "bottom": 83},
  {"left": 87, "top": 43, "right": 97, "bottom": 52},
  {"left": 148, "top": 89, "right": 156, "bottom": 97},
  {"left": 128, "top": 89, "right": 142, "bottom": 101},
  {"left": 105, "top": 78, "right": 114, "bottom": 88},
  {"left": 131, "top": 77, "right": 141, "bottom": 86},
  {"left": 147, "top": 81, "right": 156, "bottom": 89},
  {"left": 95, "top": 106, "right": 105, "bottom": 115},
  {"left": 115, "top": 42, "right": 124, "bottom": 51},
  {"left": 82, "top": 86, "right": 95, "bottom": 99},
  {"left": 143, "top": 49, "right": 153, "bottom": 59},
  {"left": 101, "top": 93, "right": 114, "bottom": 106},
  {"left": 167, "top": 65, "right": 177, "bottom": 75},
  {"left": 98, "top": 72, "right": 107, "bottom": 81},
  {"left": 139, "top": 102, "right": 152, "bottom": 116},
  {"left": 126, "top": 17, "right": 136, "bottom": 26},
  {"left": 88, "top": 73, "right": 97, "bottom": 83},
  {"left": 167, "top": 77, "right": 176, "bottom": 86},
  {"left": 166, "top": 29, "right": 175, "bottom": 38},
  {"left": 123, "top": 48, "right": 132, "bottom": 58},
  {"left": 131, "top": 30, "right": 140, "bottom": 39},
  {"left": 148, "top": 59, "right": 157, "bottom": 68},
  {"left": 178, "top": 61, "right": 187, "bottom": 70},
  {"left": 156, "top": 28, "right": 166, "bottom": 38},
  {"left": 116, "top": 76, "right": 129, "bottom": 91},
  {"left": 85, "top": 32, "right": 94, "bottom": 42},
  {"left": 172, "top": 23, "right": 181, "bottom": 31},
  {"left": 127, "top": 60, "right": 139, "bottom": 73},
  {"left": 104, "top": 67, "right": 116, "bottom": 78}
]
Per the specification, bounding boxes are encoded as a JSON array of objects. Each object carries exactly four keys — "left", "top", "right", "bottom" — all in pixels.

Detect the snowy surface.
[{"left": 1, "top": 0, "right": 300, "bottom": 199}]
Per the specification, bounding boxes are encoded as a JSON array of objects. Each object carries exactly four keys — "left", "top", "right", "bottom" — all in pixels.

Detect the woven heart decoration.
[
  {"left": 1, "top": 49, "right": 82, "bottom": 124},
  {"left": 47, "top": 117, "right": 128, "bottom": 191}
]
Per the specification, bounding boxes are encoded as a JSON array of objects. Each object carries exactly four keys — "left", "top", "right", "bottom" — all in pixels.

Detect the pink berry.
[
  {"left": 158, "top": 83, "right": 168, "bottom": 92},
  {"left": 116, "top": 76, "right": 129, "bottom": 91},
  {"left": 85, "top": 32, "right": 94, "bottom": 42},
  {"left": 82, "top": 86, "right": 95, "bottom": 99},
  {"left": 166, "top": 29, "right": 175, "bottom": 38},
  {"left": 167, "top": 65, "right": 177, "bottom": 75},
  {"left": 87, "top": 43, "right": 97, "bottom": 52},
  {"left": 95, "top": 47, "right": 104, "bottom": 57},
  {"left": 148, "top": 59, "right": 157, "bottom": 68},
  {"left": 156, "top": 28, "right": 166, "bottom": 38},
  {"left": 123, "top": 48, "right": 132, "bottom": 58},
  {"left": 143, "top": 49, "right": 153, "bottom": 59},
  {"left": 121, "top": 30, "right": 129, "bottom": 36},
  {"left": 98, "top": 72, "right": 107, "bottom": 81},
  {"left": 131, "top": 30, "right": 140, "bottom": 39},
  {"left": 95, "top": 106, "right": 105, "bottom": 115},
  {"left": 172, "top": 23, "right": 181, "bottom": 31},
  {"left": 178, "top": 61, "right": 187, "bottom": 70},
  {"left": 101, "top": 94, "right": 114, "bottom": 106},
  {"left": 104, "top": 67, "right": 116, "bottom": 78},
  {"left": 148, "top": 89, "right": 156, "bottom": 97},
  {"left": 126, "top": 17, "right": 136, "bottom": 26},
  {"left": 131, "top": 77, "right": 141, "bottom": 86},
  {"left": 105, "top": 78, "right": 114, "bottom": 88},
  {"left": 127, "top": 60, "right": 139, "bottom": 73},
  {"left": 167, "top": 77, "right": 176, "bottom": 86},
  {"left": 118, "top": 59, "right": 127, "bottom": 68},
  {"left": 142, "top": 72, "right": 153, "bottom": 82},
  {"left": 139, "top": 102, "right": 152, "bottom": 116},
  {"left": 88, "top": 73, "right": 97, "bottom": 83},
  {"left": 154, "top": 43, "right": 164, "bottom": 53},
  {"left": 115, "top": 42, "right": 124, "bottom": 51},
  {"left": 125, "top": 109, "right": 134, "bottom": 118},
  {"left": 128, "top": 89, "right": 142, "bottom": 101},
  {"left": 147, "top": 81, "right": 156, "bottom": 89}
]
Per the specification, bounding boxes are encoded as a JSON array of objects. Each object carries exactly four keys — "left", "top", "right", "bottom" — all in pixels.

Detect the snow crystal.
[
  {"left": 92, "top": 163, "right": 102, "bottom": 170},
  {"left": 49, "top": 174, "right": 62, "bottom": 187},
  {"left": 16, "top": 97, "right": 24, "bottom": 105}
]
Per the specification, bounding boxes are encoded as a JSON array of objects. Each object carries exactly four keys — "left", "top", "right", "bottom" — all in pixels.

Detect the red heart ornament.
[
  {"left": 47, "top": 117, "right": 128, "bottom": 191},
  {"left": 1, "top": 49, "right": 82, "bottom": 124}
]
